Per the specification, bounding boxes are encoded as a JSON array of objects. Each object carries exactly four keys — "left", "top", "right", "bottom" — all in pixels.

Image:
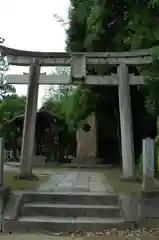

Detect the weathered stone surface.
[
  {"left": 2, "top": 190, "right": 122, "bottom": 233},
  {"left": 142, "top": 138, "right": 155, "bottom": 191},
  {"left": 37, "top": 171, "right": 114, "bottom": 193},
  {"left": 76, "top": 113, "right": 97, "bottom": 164},
  {"left": 3, "top": 216, "right": 133, "bottom": 233},
  {"left": 119, "top": 193, "right": 141, "bottom": 222},
  {"left": 3, "top": 193, "right": 22, "bottom": 219},
  {"left": 21, "top": 192, "right": 119, "bottom": 206},
  {"left": 21, "top": 203, "right": 121, "bottom": 218},
  {"left": 4, "top": 170, "right": 159, "bottom": 234},
  {"left": 32, "top": 155, "right": 46, "bottom": 167},
  {"left": 140, "top": 196, "right": 159, "bottom": 218},
  {"left": 0, "top": 187, "right": 11, "bottom": 210}
]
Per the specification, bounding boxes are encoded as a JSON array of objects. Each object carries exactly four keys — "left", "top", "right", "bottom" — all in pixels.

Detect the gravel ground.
[
  {"left": 1, "top": 229, "right": 159, "bottom": 239},
  {"left": 39, "top": 228, "right": 159, "bottom": 239}
]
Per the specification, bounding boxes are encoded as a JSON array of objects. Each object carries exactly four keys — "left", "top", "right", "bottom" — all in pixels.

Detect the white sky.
[{"left": 0, "top": 0, "right": 70, "bottom": 108}]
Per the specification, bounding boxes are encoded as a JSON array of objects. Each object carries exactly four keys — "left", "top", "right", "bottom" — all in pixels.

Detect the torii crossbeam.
[{"left": 0, "top": 45, "right": 153, "bottom": 180}]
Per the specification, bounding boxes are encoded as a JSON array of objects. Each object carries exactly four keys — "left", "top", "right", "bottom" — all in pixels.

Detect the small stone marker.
[{"left": 142, "top": 137, "right": 155, "bottom": 190}]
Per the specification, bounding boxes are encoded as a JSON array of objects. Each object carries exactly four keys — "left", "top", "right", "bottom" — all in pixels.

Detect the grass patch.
[
  {"left": 104, "top": 167, "right": 142, "bottom": 193},
  {"left": 3, "top": 171, "right": 49, "bottom": 191}
]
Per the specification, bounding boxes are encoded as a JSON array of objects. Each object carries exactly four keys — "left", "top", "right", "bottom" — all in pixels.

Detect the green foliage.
[
  {"left": 67, "top": 0, "right": 159, "bottom": 52},
  {"left": 0, "top": 38, "right": 20, "bottom": 147},
  {"left": 66, "top": 0, "right": 159, "bottom": 119},
  {"left": 43, "top": 81, "right": 98, "bottom": 158},
  {"left": 140, "top": 51, "right": 159, "bottom": 116},
  {"left": 0, "top": 39, "right": 16, "bottom": 99},
  {"left": 43, "top": 67, "right": 97, "bottom": 133},
  {"left": 43, "top": 84, "right": 97, "bottom": 132},
  {"left": 152, "top": 0, "right": 159, "bottom": 7},
  {"left": 0, "top": 95, "right": 26, "bottom": 147},
  {"left": 0, "top": 95, "right": 26, "bottom": 122}
]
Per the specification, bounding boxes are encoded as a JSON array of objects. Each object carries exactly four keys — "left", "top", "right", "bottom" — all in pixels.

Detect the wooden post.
[
  {"left": 17, "top": 58, "right": 40, "bottom": 180},
  {"left": 118, "top": 64, "right": 135, "bottom": 179},
  {"left": 142, "top": 138, "right": 155, "bottom": 190}
]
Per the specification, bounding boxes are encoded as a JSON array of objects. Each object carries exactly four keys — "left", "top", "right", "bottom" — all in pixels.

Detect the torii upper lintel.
[{"left": 0, "top": 45, "right": 153, "bottom": 66}]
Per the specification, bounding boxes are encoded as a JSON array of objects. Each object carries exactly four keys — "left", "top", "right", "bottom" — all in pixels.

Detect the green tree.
[
  {"left": 0, "top": 95, "right": 26, "bottom": 148},
  {"left": 43, "top": 66, "right": 97, "bottom": 131},
  {"left": 0, "top": 95, "right": 26, "bottom": 122},
  {"left": 67, "top": 0, "right": 159, "bottom": 52},
  {"left": 0, "top": 38, "right": 16, "bottom": 99},
  {"left": 42, "top": 64, "right": 98, "bottom": 157},
  {"left": 65, "top": 0, "right": 159, "bottom": 163},
  {"left": 66, "top": 0, "right": 159, "bottom": 113},
  {"left": 43, "top": 83, "right": 97, "bottom": 157}
]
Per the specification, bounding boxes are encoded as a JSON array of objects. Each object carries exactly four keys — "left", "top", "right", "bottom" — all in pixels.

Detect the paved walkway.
[
  {"left": 4, "top": 163, "right": 19, "bottom": 172},
  {"left": 37, "top": 171, "right": 113, "bottom": 192}
]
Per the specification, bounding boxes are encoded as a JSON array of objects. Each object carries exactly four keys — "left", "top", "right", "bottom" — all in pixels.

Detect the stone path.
[
  {"left": 4, "top": 163, "right": 19, "bottom": 172},
  {"left": 37, "top": 171, "right": 113, "bottom": 192}
]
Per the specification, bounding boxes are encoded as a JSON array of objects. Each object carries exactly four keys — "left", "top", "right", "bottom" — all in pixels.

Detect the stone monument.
[
  {"left": 142, "top": 138, "right": 155, "bottom": 190},
  {"left": 75, "top": 112, "right": 98, "bottom": 165}
]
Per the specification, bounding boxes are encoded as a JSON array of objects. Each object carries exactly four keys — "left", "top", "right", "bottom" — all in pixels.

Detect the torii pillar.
[
  {"left": 16, "top": 58, "right": 40, "bottom": 180},
  {"left": 118, "top": 64, "right": 135, "bottom": 179}
]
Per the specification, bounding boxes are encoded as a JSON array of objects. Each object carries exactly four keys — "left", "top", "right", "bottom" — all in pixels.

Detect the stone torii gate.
[{"left": 0, "top": 45, "right": 153, "bottom": 180}]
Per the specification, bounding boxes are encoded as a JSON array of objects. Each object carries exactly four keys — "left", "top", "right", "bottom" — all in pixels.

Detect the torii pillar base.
[
  {"left": 15, "top": 173, "right": 38, "bottom": 181},
  {"left": 120, "top": 176, "right": 141, "bottom": 183}
]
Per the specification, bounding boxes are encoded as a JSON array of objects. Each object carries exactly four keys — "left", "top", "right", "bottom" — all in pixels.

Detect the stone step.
[
  {"left": 21, "top": 203, "right": 121, "bottom": 218},
  {"left": 22, "top": 192, "right": 119, "bottom": 206},
  {"left": 4, "top": 216, "right": 133, "bottom": 233}
]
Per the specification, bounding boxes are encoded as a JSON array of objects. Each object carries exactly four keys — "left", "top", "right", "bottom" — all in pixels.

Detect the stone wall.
[{"left": 76, "top": 112, "right": 97, "bottom": 159}]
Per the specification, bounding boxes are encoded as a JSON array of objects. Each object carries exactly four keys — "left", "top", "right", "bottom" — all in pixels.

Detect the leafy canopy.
[
  {"left": 66, "top": 0, "right": 159, "bottom": 117},
  {"left": 0, "top": 38, "right": 16, "bottom": 99}
]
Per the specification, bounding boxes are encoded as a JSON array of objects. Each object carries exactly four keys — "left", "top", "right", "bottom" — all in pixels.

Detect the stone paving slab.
[{"left": 37, "top": 171, "right": 113, "bottom": 193}]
